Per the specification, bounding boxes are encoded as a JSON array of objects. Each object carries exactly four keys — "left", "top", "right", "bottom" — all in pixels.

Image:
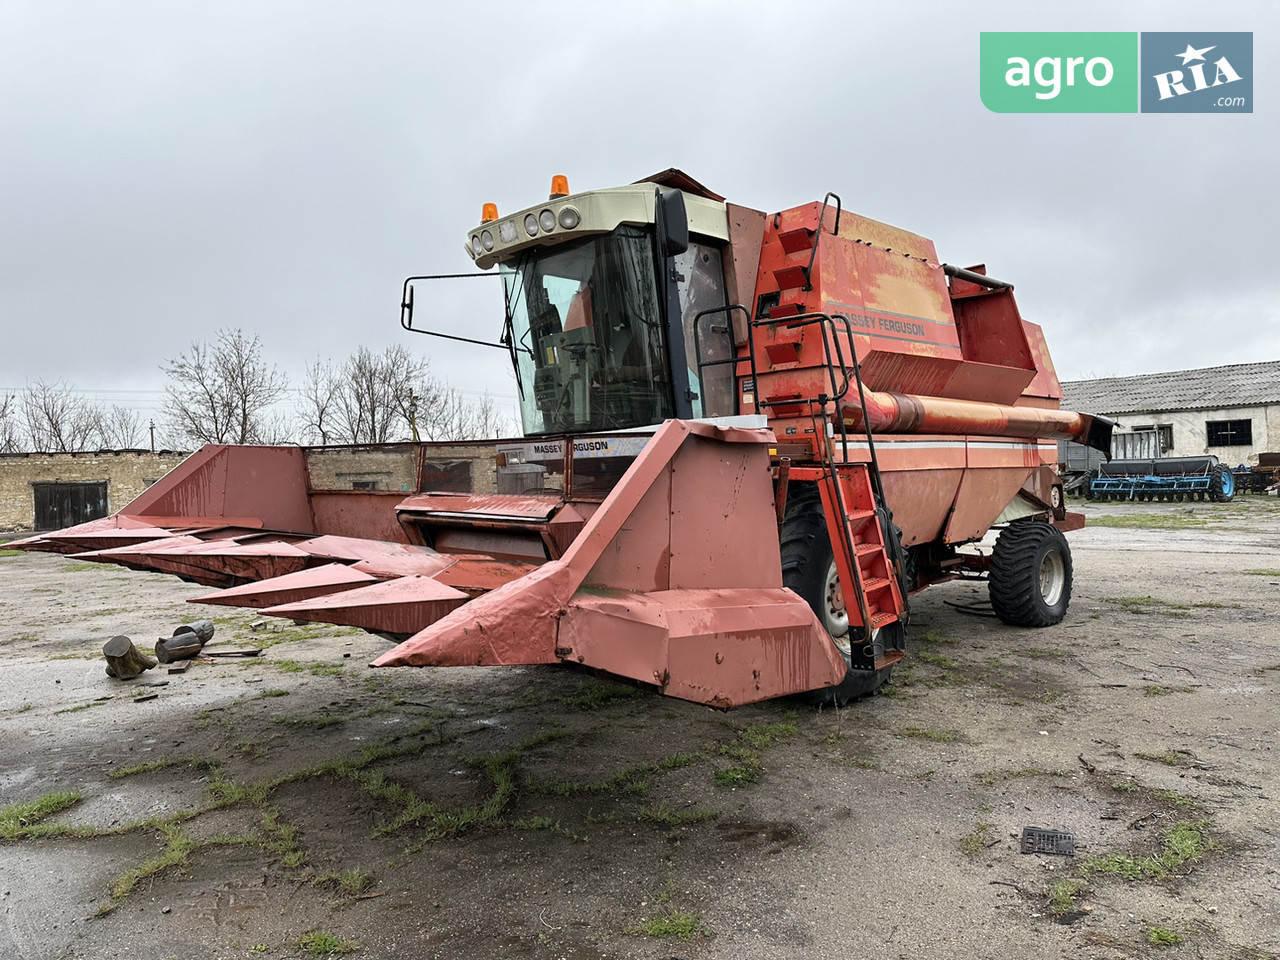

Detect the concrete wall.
[
  {"left": 0, "top": 451, "right": 189, "bottom": 533},
  {"left": 1108, "top": 403, "right": 1278, "bottom": 464}
]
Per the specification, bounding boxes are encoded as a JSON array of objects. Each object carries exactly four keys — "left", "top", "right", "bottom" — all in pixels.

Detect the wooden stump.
[
  {"left": 103, "top": 635, "right": 157, "bottom": 679},
  {"left": 155, "top": 634, "right": 203, "bottom": 664},
  {"left": 174, "top": 620, "right": 215, "bottom": 646}
]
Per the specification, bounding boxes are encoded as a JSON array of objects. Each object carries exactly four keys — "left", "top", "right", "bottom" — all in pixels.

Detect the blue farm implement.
[{"left": 1088, "top": 456, "right": 1235, "bottom": 502}]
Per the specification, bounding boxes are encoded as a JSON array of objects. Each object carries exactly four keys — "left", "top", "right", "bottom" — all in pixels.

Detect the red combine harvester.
[{"left": 15, "top": 171, "right": 1111, "bottom": 707}]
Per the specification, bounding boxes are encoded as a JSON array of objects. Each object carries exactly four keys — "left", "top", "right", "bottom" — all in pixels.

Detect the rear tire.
[
  {"left": 1209, "top": 464, "right": 1235, "bottom": 502},
  {"left": 989, "top": 521, "right": 1073, "bottom": 627},
  {"left": 780, "top": 485, "right": 895, "bottom": 704}
]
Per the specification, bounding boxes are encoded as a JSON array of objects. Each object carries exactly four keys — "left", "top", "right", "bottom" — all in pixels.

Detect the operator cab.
[{"left": 467, "top": 176, "right": 738, "bottom": 437}]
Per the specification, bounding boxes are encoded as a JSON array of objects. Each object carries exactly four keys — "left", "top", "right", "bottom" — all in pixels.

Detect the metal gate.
[{"left": 32, "top": 481, "right": 108, "bottom": 531}]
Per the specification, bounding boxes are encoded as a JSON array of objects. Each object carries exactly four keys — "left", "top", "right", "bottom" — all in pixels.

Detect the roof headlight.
[
  {"left": 498, "top": 219, "right": 518, "bottom": 244},
  {"left": 471, "top": 235, "right": 483, "bottom": 257},
  {"left": 524, "top": 213, "right": 540, "bottom": 237},
  {"left": 558, "top": 206, "right": 581, "bottom": 230},
  {"left": 481, "top": 229, "right": 494, "bottom": 252},
  {"left": 539, "top": 209, "right": 557, "bottom": 233}
]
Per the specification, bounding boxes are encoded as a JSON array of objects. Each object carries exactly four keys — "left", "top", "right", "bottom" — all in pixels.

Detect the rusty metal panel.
[
  {"left": 309, "top": 492, "right": 411, "bottom": 543},
  {"left": 124, "top": 445, "right": 316, "bottom": 535},
  {"left": 945, "top": 466, "right": 1035, "bottom": 543},
  {"left": 667, "top": 438, "right": 782, "bottom": 590},
  {"left": 264, "top": 575, "right": 470, "bottom": 634},
  {"left": 397, "top": 493, "right": 562, "bottom": 521},
  {"left": 189, "top": 563, "right": 380, "bottom": 609},
  {"left": 558, "top": 589, "right": 846, "bottom": 707}
]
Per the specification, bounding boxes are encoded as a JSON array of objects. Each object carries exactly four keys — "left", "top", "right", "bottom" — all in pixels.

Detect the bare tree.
[
  {"left": 21, "top": 379, "right": 101, "bottom": 452},
  {"left": 297, "top": 357, "right": 341, "bottom": 445},
  {"left": 422, "top": 389, "right": 517, "bottom": 441},
  {"left": 0, "top": 392, "right": 20, "bottom": 453},
  {"left": 95, "top": 404, "right": 146, "bottom": 449},
  {"left": 162, "top": 328, "right": 291, "bottom": 445}
]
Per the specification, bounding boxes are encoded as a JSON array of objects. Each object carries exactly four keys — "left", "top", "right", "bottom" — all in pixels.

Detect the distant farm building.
[{"left": 1060, "top": 360, "right": 1280, "bottom": 468}]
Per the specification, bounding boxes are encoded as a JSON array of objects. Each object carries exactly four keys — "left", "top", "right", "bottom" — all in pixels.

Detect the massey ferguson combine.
[{"left": 15, "top": 170, "right": 1112, "bottom": 707}]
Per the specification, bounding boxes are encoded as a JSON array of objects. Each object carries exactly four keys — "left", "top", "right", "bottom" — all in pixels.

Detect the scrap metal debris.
[{"left": 1020, "top": 827, "right": 1076, "bottom": 856}]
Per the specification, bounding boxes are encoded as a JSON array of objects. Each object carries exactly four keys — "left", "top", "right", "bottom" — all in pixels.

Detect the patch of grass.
[
  {"left": 1242, "top": 569, "right": 1280, "bottom": 576},
  {"left": 1087, "top": 513, "right": 1207, "bottom": 530},
  {"left": 739, "top": 721, "right": 799, "bottom": 750},
  {"left": 1155, "top": 789, "right": 1198, "bottom": 808},
  {"left": 915, "top": 628, "right": 954, "bottom": 644},
  {"left": 53, "top": 701, "right": 108, "bottom": 715},
  {"left": 900, "top": 727, "right": 966, "bottom": 743},
  {"left": 60, "top": 562, "right": 104, "bottom": 572},
  {"left": 916, "top": 650, "right": 958, "bottom": 669},
  {"left": 110, "top": 756, "right": 209, "bottom": 780},
  {"left": 0, "top": 791, "right": 82, "bottom": 840},
  {"left": 0, "top": 548, "right": 24, "bottom": 557},
  {"left": 17, "top": 702, "right": 33, "bottom": 713},
  {"left": 273, "top": 713, "right": 343, "bottom": 728},
  {"left": 1135, "top": 750, "right": 1193, "bottom": 768},
  {"left": 958, "top": 822, "right": 993, "bottom": 857},
  {"left": 1144, "top": 685, "right": 1195, "bottom": 697},
  {"left": 237, "top": 740, "right": 267, "bottom": 759},
  {"left": 556, "top": 679, "right": 645, "bottom": 711},
  {"left": 10, "top": 633, "right": 39, "bottom": 643},
  {"left": 1146, "top": 926, "right": 1183, "bottom": 947},
  {"left": 1080, "top": 819, "right": 1213, "bottom": 882},
  {"left": 296, "top": 929, "right": 358, "bottom": 956},
  {"left": 315, "top": 867, "right": 373, "bottom": 895},
  {"left": 307, "top": 663, "right": 345, "bottom": 677},
  {"left": 271, "top": 659, "right": 305, "bottom": 673},
  {"left": 1103, "top": 595, "right": 1191, "bottom": 614},
  {"left": 714, "top": 763, "right": 760, "bottom": 787},
  {"left": 1046, "top": 879, "right": 1087, "bottom": 916},
  {"left": 635, "top": 802, "right": 717, "bottom": 828},
  {"left": 624, "top": 911, "right": 704, "bottom": 940},
  {"left": 258, "top": 688, "right": 290, "bottom": 698},
  {"left": 1109, "top": 779, "right": 1140, "bottom": 793},
  {"left": 103, "top": 823, "right": 197, "bottom": 913}
]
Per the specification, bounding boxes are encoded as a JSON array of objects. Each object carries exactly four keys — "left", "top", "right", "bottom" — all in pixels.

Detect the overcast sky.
[{"left": 2, "top": 0, "right": 1276, "bottom": 432}]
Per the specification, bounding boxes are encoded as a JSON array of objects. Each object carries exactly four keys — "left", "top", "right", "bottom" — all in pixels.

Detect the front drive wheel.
[
  {"left": 1209, "top": 464, "right": 1235, "bottom": 502},
  {"left": 989, "top": 521, "right": 1073, "bottom": 627}
]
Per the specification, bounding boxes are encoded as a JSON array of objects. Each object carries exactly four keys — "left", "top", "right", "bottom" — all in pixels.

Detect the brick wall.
[{"left": 0, "top": 451, "right": 190, "bottom": 533}]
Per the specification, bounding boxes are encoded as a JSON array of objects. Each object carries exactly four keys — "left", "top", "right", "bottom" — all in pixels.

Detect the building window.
[
  {"left": 351, "top": 480, "right": 383, "bottom": 491},
  {"left": 1206, "top": 419, "right": 1252, "bottom": 447},
  {"left": 1157, "top": 425, "right": 1173, "bottom": 453}
]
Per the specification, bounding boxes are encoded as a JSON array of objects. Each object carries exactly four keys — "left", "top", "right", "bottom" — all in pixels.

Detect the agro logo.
[
  {"left": 1152, "top": 43, "right": 1242, "bottom": 100},
  {"left": 1140, "top": 33, "right": 1252, "bottom": 113}
]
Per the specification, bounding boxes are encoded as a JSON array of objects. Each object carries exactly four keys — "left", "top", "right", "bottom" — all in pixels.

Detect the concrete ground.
[{"left": 1, "top": 495, "right": 1278, "bottom": 960}]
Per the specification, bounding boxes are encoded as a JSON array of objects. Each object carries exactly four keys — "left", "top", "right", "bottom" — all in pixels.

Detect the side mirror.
[{"left": 655, "top": 188, "right": 689, "bottom": 257}]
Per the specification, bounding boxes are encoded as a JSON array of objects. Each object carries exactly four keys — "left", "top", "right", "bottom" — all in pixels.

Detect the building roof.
[{"left": 1060, "top": 360, "right": 1280, "bottom": 416}]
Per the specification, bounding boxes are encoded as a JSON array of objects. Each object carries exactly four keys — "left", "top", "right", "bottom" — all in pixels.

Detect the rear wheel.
[
  {"left": 989, "top": 521, "right": 1073, "bottom": 627},
  {"left": 780, "top": 486, "right": 895, "bottom": 704},
  {"left": 1209, "top": 465, "right": 1235, "bottom": 502}
]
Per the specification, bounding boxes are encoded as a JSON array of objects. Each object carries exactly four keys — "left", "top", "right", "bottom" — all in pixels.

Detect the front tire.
[
  {"left": 989, "top": 521, "right": 1072, "bottom": 627},
  {"left": 780, "top": 486, "right": 896, "bottom": 704}
]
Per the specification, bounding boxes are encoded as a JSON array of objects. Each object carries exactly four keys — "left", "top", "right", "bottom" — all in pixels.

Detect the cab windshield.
[{"left": 501, "top": 226, "right": 674, "bottom": 435}]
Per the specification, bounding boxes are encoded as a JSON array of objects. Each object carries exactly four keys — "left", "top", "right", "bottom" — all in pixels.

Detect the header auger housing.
[{"left": 17, "top": 170, "right": 1111, "bottom": 707}]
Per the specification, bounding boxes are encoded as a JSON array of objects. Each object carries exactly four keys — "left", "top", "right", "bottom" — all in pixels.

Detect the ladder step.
[
  {"left": 875, "top": 650, "right": 906, "bottom": 671},
  {"left": 870, "top": 611, "right": 899, "bottom": 630},
  {"left": 778, "top": 227, "right": 815, "bottom": 254},
  {"left": 772, "top": 265, "right": 809, "bottom": 290},
  {"left": 861, "top": 577, "right": 892, "bottom": 593},
  {"left": 855, "top": 543, "right": 883, "bottom": 557}
]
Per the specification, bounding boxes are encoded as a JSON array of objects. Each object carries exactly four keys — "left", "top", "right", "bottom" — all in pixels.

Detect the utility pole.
[
  {"left": 149, "top": 419, "right": 155, "bottom": 453},
  {"left": 407, "top": 389, "right": 421, "bottom": 443}
]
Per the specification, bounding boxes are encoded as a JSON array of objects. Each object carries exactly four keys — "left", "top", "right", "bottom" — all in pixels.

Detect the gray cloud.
[{"left": 2, "top": 0, "right": 1275, "bottom": 427}]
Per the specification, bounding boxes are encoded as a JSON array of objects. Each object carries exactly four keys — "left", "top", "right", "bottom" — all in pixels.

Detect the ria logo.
[
  {"left": 1153, "top": 43, "right": 1243, "bottom": 100},
  {"left": 1141, "top": 33, "right": 1252, "bottom": 112}
]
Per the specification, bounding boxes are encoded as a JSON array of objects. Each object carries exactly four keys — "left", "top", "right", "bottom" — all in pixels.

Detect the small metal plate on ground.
[{"left": 1021, "top": 827, "right": 1075, "bottom": 856}]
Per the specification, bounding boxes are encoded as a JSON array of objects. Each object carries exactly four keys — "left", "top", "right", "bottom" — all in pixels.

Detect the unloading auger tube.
[{"left": 839, "top": 391, "right": 1116, "bottom": 454}]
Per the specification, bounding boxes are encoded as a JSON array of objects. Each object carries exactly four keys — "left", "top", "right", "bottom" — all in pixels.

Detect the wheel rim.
[
  {"left": 1222, "top": 472, "right": 1235, "bottom": 496},
  {"left": 822, "top": 559, "right": 851, "bottom": 648},
  {"left": 1038, "top": 549, "right": 1066, "bottom": 607}
]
